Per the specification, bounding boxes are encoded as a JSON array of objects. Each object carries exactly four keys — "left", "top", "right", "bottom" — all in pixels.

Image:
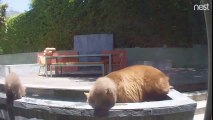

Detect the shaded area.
[{"left": 164, "top": 67, "right": 208, "bottom": 92}]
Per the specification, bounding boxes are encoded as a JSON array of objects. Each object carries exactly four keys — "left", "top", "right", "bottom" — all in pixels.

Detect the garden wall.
[{"left": 0, "top": 45, "right": 208, "bottom": 68}]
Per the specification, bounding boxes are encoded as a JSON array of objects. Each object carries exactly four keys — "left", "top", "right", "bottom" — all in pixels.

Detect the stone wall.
[{"left": 0, "top": 45, "right": 208, "bottom": 68}]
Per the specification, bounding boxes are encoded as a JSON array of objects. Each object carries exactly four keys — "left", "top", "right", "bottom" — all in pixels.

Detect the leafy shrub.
[{"left": 0, "top": 0, "right": 206, "bottom": 54}]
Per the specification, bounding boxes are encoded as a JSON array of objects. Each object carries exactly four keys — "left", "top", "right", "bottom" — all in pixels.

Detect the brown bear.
[
  {"left": 84, "top": 65, "right": 171, "bottom": 110},
  {"left": 4, "top": 72, "right": 26, "bottom": 104}
]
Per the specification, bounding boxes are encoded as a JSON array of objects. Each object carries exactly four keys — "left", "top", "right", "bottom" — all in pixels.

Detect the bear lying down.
[{"left": 84, "top": 65, "right": 171, "bottom": 110}]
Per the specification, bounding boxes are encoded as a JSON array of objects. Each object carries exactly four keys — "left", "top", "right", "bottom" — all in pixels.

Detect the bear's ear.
[
  {"left": 84, "top": 92, "right": 89, "bottom": 99},
  {"left": 105, "top": 88, "right": 112, "bottom": 96}
]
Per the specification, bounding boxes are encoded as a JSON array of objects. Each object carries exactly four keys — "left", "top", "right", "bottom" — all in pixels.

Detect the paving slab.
[{"left": 0, "top": 64, "right": 208, "bottom": 92}]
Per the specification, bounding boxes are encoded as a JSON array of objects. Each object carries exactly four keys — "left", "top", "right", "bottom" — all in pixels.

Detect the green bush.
[
  {"left": 0, "top": 0, "right": 206, "bottom": 54},
  {"left": 0, "top": 46, "right": 3, "bottom": 54}
]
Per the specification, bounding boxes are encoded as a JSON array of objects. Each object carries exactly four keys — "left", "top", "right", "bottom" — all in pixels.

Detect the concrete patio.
[
  {"left": 0, "top": 63, "right": 208, "bottom": 92},
  {"left": 0, "top": 64, "right": 208, "bottom": 120}
]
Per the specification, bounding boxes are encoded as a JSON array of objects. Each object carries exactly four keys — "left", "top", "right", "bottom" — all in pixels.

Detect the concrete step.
[
  {"left": 183, "top": 90, "right": 207, "bottom": 101},
  {"left": 183, "top": 90, "right": 207, "bottom": 119},
  {"left": 193, "top": 114, "right": 204, "bottom": 120},
  {"left": 195, "top": 100, "right": 207, "bottom": 115}
]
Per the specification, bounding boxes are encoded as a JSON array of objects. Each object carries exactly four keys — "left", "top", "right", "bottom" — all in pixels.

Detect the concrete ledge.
[
  {"left": 0, "top": 89, "right": 197, "bottom": 120},
  {"left": 183, "top": 90, "right": 207, "bottom": 101}
]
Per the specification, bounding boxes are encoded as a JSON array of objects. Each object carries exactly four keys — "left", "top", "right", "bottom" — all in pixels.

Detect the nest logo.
[{"left": 194, "top": 3, "right": 210, "bottom": 11}]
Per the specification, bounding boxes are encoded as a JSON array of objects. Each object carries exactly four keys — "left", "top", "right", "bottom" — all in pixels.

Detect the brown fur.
[
  {"left": 84, "top": 77, "right": 117, "bottom": 110},
  {"left": 4, "top": 72, "right": 26, "bottom": 104},
  {"left": 85, "top": 65, "right": 170, "bottom": 110}
]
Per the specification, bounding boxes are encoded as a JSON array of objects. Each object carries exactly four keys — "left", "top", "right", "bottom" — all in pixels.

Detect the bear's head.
[{"left": 84, "top": 77, "right": 117, "bottom": 110}]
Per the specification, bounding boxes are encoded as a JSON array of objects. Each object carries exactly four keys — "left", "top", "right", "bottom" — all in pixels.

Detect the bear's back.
[{"left": 106, "top": 65, "right": 170, "bottom": 102}]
